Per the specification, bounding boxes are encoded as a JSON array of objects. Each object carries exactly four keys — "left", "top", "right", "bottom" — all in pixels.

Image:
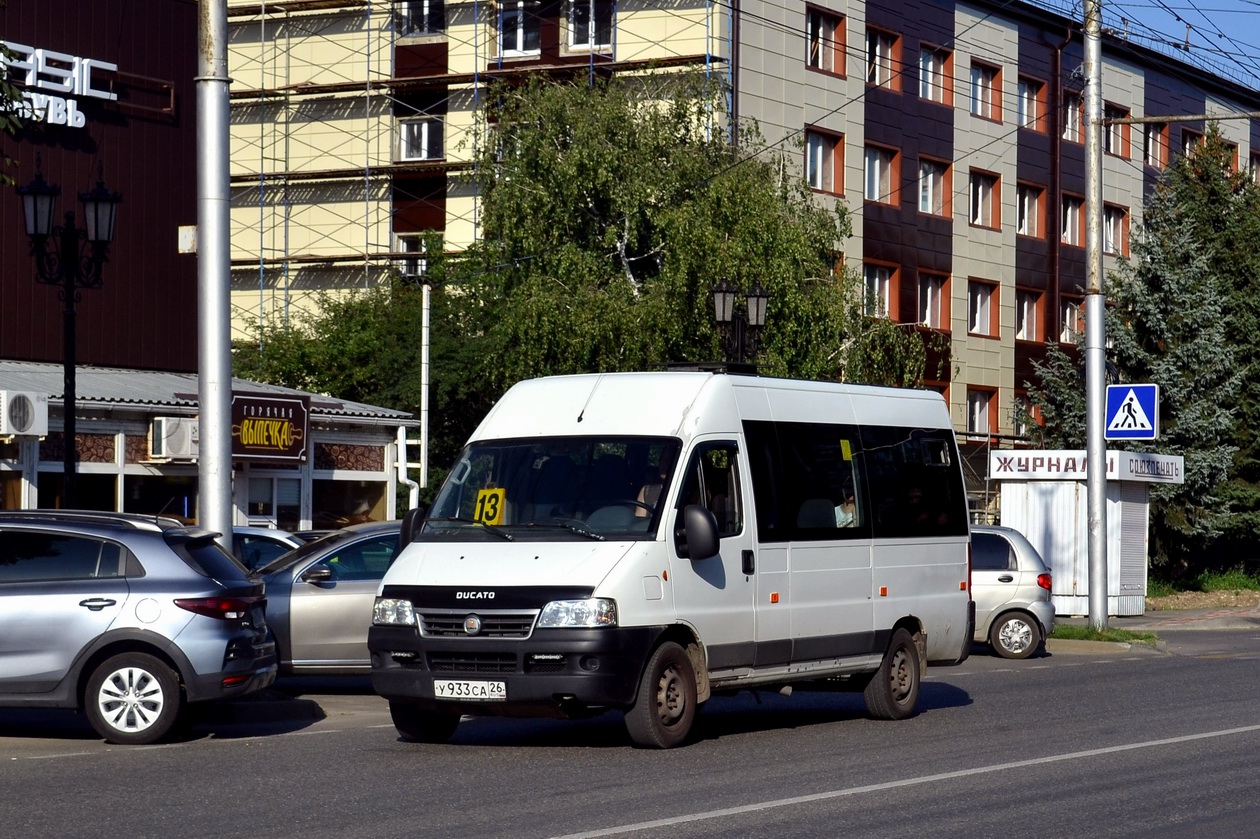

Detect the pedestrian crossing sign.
[{"left": 1105, "top": 384, "right": 1159, "bottom": 440}]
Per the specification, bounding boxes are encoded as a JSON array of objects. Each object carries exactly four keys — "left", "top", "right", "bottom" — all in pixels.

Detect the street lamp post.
[
  {"left": 711, "top": 278, "right": 769, "bottom": 368},
  {"left": 17, "top": 165, "right": 121, "bottom": 509}
]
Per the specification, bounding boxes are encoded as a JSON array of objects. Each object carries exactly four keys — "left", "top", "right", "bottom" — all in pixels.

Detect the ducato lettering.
[{"left": 455, "top": 591, "right": 494, "bottom": 600}]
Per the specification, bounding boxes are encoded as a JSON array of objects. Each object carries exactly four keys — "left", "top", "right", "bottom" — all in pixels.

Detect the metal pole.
[
  {"left": 197, "top": 0, "right": 235, "bottom": 546},
  {"left": 61, "top": 219, "right": 78, "bottom": 508},
  {"left": 1084, "top": 0, "right": 1109, "bottom": 630},
  {"left": 420, "top": 281, "right": 431, "bottom": 490}
]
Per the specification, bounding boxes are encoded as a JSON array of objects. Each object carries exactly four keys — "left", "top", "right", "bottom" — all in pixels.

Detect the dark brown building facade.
[{"left": 2, "top": 0, "right": 199, "bottom": 371}]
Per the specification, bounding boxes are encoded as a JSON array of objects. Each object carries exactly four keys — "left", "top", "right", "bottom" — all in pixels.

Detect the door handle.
[
  {"left": 79, "top": 598, "right": 117, "bottom": 612},
  {"left": 742, "top": 549, "right": 755, "bottom": 575},
  {"left": 998, "top": 575, "right": 1014, "bottom": 583}
]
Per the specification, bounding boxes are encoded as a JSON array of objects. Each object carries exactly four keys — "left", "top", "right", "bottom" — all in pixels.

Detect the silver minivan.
[{"left": 971, "top": 524, "right": 1055, "bottom": 659}]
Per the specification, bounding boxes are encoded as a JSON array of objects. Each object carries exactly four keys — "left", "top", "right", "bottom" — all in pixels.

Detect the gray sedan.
[{"left": 259, "top": 520, "right": 402, "bottom": 675}]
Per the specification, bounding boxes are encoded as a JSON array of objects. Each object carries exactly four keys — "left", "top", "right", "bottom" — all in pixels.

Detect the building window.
[
  {"left": 863, "top": 264, "right": 893, "bottom": 317},
  {"left": 806, "top": 129, "right": 842, "bottom": 194},
  {"left": 399, "top": 116, "right": 444, "bottom": 160},
  {"left": 1103, "top": 205, "right": 1128, "bottom": 256},
  {"left": 1013, "top": 393, "right": 1039, "bottom": 439},
  {"left": 500, "top": 0, "right": 541, "bottom": 56},
  {"left": 918, "top": 273, "right": 947, "bottom": 328},
  {"left": 396, "top": 233, "right": 436, "bottom": 280},
  {"left": 1060, "top": 298, "right": 1083, "bottom": 343},
  {"left": 1144, "top": 123, "right": 1169, "bottom": 168},
  {"left": 1062, "top": 195, "right": 1084, "bottom": 246},
  {"left": 919, "top": 46, "right": 950, "bottom": 104},
  {"left": 569, "top": 0, "right": 613, "bottom": 49},
  {"left": 1016, "top": 184, "right": 1043, "bottom": 238},
  {"left": 866, "top": 29, "right": 898, "bottom": 89},
  {"left": 1104, "top": 105, "right": 1130, "bottom": 158},
  {"left": 968, "top": 280, "right": 996, "bottom": 336},
  {"left": 918, "top": 159, "right": 948, "bottom": 216},
  {"left": 865, "top": 145, "right": 897, "bottom": 204},
  {"left": 1017, "top": 77, "right": 1043, "bottom": 130},
  {"left": 1182, "top": 129, "right": 1204, "bottom": 158},
  {"left": 397, "top": 0, "right": 445, "bottom": 36},
  {"left": 970, "top": 62, "right": 1000, "bottom": 121},
  {"left": 1062, "top": 93, "right": 1082, "bottom": 143},
  {"left": 969, "top": 171, "right": 999, "bottom": 228},
  {"left": 1251, "top": 154, "right": 1260, "bottom": 186},
  {"left": 807, "top": 8, "right": 844, "bottom": 74},
  {"left": 1224, "top": 141, "right": 1240, "bottom": 173},
  {"left": 967, "top": 389, "right": 994, "bottom": 437},
  {"left": 1015, "top": 289, "right": 1040, "bottom": 341}
]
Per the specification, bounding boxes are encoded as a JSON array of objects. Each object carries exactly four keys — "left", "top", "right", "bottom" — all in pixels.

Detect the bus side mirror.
[
  {"left": 676, "top": 504, "right": 720, "bottom": 560},
  {"left": 399, "top": 505, "right": 428, "bottom": 549}
]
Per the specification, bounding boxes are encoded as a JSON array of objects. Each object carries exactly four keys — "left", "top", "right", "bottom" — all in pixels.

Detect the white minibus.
[{"left": 370, "top": 371, "right": 973, "bottom": 747}]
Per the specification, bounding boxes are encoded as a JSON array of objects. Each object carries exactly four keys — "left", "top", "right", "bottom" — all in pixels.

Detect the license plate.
[{"left": 433, "top": 679, "right": 507, "bottom": 700}]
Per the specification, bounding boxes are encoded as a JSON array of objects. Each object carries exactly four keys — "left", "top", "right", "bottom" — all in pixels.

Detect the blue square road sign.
[{"left": 1105, "top": 383, "right": 1159, "bottom": 440}]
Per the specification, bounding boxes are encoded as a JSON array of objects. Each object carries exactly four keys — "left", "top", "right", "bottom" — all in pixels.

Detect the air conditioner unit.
[
  {"left": 150, "top": 417, "right": 200, "bottom": 460},
  {"left": 0, "top": 391, "right": 49, "bottom": 436}
]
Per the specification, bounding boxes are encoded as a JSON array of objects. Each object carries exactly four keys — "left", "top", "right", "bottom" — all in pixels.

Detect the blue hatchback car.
[{"left": 0, "top": 511, "right": 277, "bottom": 744}]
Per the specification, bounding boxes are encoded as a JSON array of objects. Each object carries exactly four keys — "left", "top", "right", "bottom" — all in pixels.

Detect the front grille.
[
  {"left": 427, "top": 652, "right": 517, "bottom": 674},
  {"left": 419, "top": 609, "right": 538, "bottom": 638}
]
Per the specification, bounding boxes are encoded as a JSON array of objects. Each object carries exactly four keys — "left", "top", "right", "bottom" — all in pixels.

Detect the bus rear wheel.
[{"left": 863, "top": 629, "right": 921, "bottom": 721}]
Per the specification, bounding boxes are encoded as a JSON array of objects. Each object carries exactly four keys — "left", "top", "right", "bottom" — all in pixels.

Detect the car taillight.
[
  {"left": 175, "top": 597, "right": 259, "bottom": 620},
  {"left": 1037, "top": 573, "right": 1052, "bottom": 592}
]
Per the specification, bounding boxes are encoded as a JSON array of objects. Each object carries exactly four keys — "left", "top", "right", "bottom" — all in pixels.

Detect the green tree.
[
  {"left": 236, "top": 73, "right": 944, "bottom": 498},
  {"left": 1025, "top": 124, "right": 1246, "bottom": 570},
  {"left": 232, "top": 243, "right": 492, "bottom": 496},
  {"left": 458, "top": 72, "right": 936, "bottom": 392},
  {"left": 1, "top": 26, "right": 23, "bottom": 186}
]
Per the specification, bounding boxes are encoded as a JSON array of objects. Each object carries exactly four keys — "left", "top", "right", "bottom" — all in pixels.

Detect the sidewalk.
[{"left": 1057, "top": 603, "right": 1260, "bottom": 631}]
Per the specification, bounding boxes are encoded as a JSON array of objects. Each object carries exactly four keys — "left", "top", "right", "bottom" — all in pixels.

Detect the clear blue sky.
[{"left": 1098, "top": 1, "right": 1260, "bottom": 91}]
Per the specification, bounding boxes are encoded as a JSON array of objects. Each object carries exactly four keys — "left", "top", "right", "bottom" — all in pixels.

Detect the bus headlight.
[
  {"left": 537, "top": 598, "right": 617, "bottom": 628},
  {"left": 374, "top": 597, "right": 416, "bottom": 626}
]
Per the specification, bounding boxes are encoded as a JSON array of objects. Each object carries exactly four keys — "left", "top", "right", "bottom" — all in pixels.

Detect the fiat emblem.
[{"left": 463, "top": 615, "right": 482, "bottom": 636}]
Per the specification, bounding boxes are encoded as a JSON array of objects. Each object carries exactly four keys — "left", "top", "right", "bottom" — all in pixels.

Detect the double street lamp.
[
  {"left": 711, "top": 278, "right": 769, "bottom": 367},
  {"left": 16, "top": 165, "right": 122, "bottom": 508}
]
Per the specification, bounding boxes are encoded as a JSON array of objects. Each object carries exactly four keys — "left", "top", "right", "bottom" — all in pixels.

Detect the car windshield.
[{"left": 423, "top": 436, "right": 682, "bottom": 540}]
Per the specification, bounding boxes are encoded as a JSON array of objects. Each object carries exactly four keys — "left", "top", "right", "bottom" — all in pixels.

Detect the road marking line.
[{"left": 551, "top": 723, "right": 1260, "bottom": 839}]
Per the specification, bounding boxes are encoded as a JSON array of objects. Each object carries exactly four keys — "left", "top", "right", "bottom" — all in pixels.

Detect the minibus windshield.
[{"left": 423, "top": 437, "right": 683, "bottom": 540}]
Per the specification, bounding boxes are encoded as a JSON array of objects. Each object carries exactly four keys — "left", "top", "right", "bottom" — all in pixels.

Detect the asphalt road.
[{"left": 2, "top": 630, "right": 1259, "bottom": 839}]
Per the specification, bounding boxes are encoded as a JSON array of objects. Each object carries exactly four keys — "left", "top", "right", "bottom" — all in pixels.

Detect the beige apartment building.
[{"left": 225, "top": 0, "right": 1260, "bottom": 500}]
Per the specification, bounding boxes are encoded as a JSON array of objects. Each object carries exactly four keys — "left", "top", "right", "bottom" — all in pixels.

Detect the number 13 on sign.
[{"left": 475, "top": 488, "right": 506, "bottom": 525}]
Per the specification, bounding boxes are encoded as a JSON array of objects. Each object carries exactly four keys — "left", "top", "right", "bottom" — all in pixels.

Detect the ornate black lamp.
[
  {"left": 17, "top": 163, "right": 121, "bottom": 507},
  {"left": 711, "top": 278, "right": 769, "bottom": 367}
]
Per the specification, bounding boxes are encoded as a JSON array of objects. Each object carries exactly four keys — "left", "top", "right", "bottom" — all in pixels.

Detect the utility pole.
[
  {"left": 1084, "top": 0, "right": 1109, "bottom": 630},
  {"left": 197, "top": 0, "right": 234, "bottom": 547}
]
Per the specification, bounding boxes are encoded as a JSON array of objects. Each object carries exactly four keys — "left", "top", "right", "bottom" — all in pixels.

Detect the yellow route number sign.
[{"left": 474, "top": 488, "right": 506, "bottom": 526}]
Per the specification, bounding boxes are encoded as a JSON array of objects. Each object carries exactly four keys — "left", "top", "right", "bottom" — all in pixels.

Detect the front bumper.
[{"left": 369, "top": 624, "right": 661, "bottom": 718}]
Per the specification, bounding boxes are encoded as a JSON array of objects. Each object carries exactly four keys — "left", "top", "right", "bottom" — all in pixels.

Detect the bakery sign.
[
  {"left": 232, "top": 393, "right": 309, "bottom": 462},
  {"left": 1, "top": 40, "right": 117, "bottom": 129}
]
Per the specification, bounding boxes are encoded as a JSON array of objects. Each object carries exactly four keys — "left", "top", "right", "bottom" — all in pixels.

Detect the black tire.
[
  {"left": 625, "top": 641, "right": 697, "bottom": 749},
  {"left": 863, "top": 629, "right": 921, "bottom": 721},
  {"left": 989, "top": 612, "right": 1041, "bottom": 659},
  {"left": 84, "top": 653, "right": 183, "bottom": 745},
  {"left": 389, "top": 701, "right": 460, "bottom": 743}
]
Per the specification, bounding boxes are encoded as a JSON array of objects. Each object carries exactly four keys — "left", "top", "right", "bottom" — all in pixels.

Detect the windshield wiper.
[
  {"left": 523, "top": 522, "right": 605, "bottom": 541},
  {"left": 426, "top": 516, "right": 515, "bottom": 541}
]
